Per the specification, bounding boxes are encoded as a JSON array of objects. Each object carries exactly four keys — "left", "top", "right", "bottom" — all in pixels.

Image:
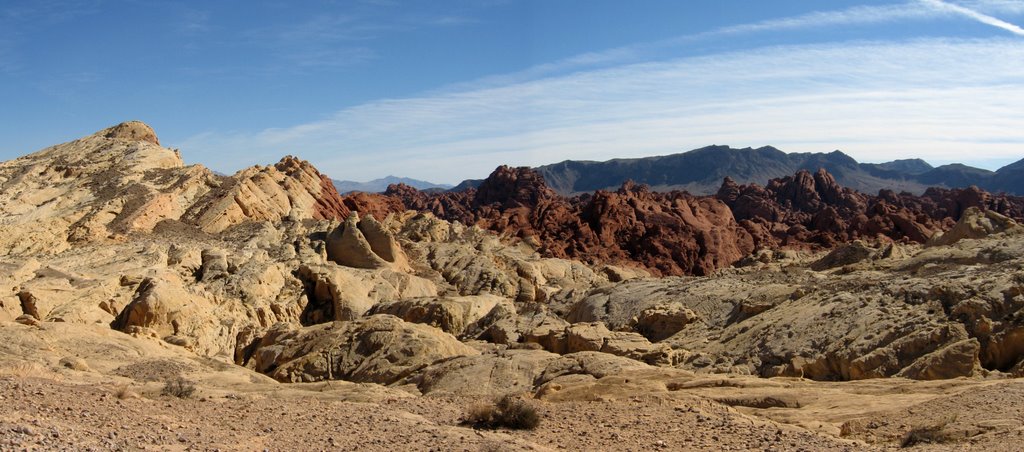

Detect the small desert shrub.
[
  {"left": 114, "top": 384, "right": 139, "bottom": 400},
  {"left": 161, "top": 377, "right": 196, "bottom": 399},
  {"left": 463, "top": 394, "right": 541, "bottom": 430},
  {"left": 900, "top": 421, "right": 953, "bottom": 448},
  {"left": 465, "top": 401, "right": 497, "bottom": 425}
]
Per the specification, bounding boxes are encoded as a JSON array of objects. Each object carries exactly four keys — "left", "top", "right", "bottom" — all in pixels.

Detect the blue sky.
[{"left": 2, "top": 0, "right": 1023, "bottom": 183}]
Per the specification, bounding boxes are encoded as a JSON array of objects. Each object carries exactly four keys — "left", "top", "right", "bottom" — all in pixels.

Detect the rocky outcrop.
[
  {"left": 809, "top": 241, "right": 903, "bottom": 271},
  {"left": 325, "top": 213, "right": 411, "bottom": 271},
  {"left": 184, "top": 156, "right": 349, "bottom": 233},
  {"left": 368, "top": 295, "right": 513, "bottom": 336},
  {"left": 0, "top": 122, "right": 196, "bottom": 255},
  {"left": 407, "top": 348, "right": 562, "bottom": 396},
  {"left": 295, "top": 264, "right": 437, "bottom": 323},
  {"left": 631, "top": 303, "right": 701, "bottom": 342},
  {"left": 928, "top": 206, "right": 1023, "bottom": 246},
  {"left": 367, "top": 167, "right": 1024, "bottom": 277},
  {"left": 406, "top": 349, "right": 651, "bottom": 397},
  {"left": 0, "top": 122, "right": 353, "bottom": 256},
  {"left": 102, "top": 120, "right": 161, "bottom": 145},
  {"left": 718, "top": 171, "right": 1024, "bottom": 252},
  {"left": 250, "top": 315, "right": 478, "bottom": 384},
  {"left": 383, "top": 168, "right": 758, "bottom": 276},
  {"left": 519, "top": 321, "right": 681, "bottom": 366}
]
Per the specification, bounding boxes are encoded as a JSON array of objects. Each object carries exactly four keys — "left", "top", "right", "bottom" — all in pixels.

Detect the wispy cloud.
[
  {"left": 240, "top": 6, "right": 485, "bottom": 73},
  {"left": 922, "top": 0, "right": 1024, "bottom": 35},
  {"left": 174, "top": 1, "right": 1024, "bottom": 181},
  {"left": 436, "top": 1, "right": 1020, "bottom": 94},
  {"left": 712, "top": 4, "right": 935, "bottom": 35},
  {"left": 961, "top": 0, "right": 1024, "bottom": 15},
  {"left": 178, "top": 38, "right": 1024, "bottom": 182},
  {"left": 0, "top": 0, "right": 101, "bottom": 24}
]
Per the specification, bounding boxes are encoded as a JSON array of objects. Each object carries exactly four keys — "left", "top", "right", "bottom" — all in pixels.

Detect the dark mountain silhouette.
[
  {"left": 449, "top": 178, "right": 484, "bottom": 192},
  {"left": 527, "top": 146, "right": 1021, "bottom": 196},
  {"left": 862, "top": 158, "right": 933, "bottom": 175},
  {"left": 991, "top": 158, "right": 1024, "bottom": 194},
  {"left": 916, "top": 164, "right": 995, "bottom": 188}
]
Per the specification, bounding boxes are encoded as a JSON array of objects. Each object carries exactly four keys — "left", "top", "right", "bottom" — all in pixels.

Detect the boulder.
[
  {"left": 632, "top": 303, "right": 701, "bottom": 342},
  {"left": 526, "top": 321, "right": 681, "bottom": 366},
  {"left": 110, "top": 272, "right": 232, "bottom": 357},
  {"left": 897, "top": 338, "right": 981, "bottom": 380},
  {"left": 928, "top": 207, "right": 1023, "bottom": 246},
  {"left": 408, "top": 349, "right": 561, "bottom": 396},
  {"left": 295, "top": 264, "right": 437, "bottom": 323},
  {"left": 810, "top": 241, "right": 875, "bottom": 271},
  {"left": 326, "top": 213, "right": 390, "bottom": 269},
  {"left": 326, "top": 213, "right": 412, "bottom": 271},
  {"left": 251, "top": 315, "right": 478, "bottom": 384},
  {"left": 368, "top": 294, "right": 514, "bottom": 336},
  {"left": 101, "top": 120, "right": 160, "bottom": 145}
]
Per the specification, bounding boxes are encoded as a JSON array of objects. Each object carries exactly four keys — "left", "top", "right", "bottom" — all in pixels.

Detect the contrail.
[{"left": 921, "top": 0, "right": 1024, "bottom": 35}]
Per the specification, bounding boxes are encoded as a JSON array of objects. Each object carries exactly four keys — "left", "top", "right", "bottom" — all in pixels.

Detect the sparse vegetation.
[
  {"left": 900, "top": 420, "right": 954, "bottom": 448},
  {"left": 161, "top": 376, "right": 196, "bottom": 399},
  {"left": 463, "top": 394, "right": 541, "bottom": 430},
  {"left": 114, "top": 384, "right": 139, "bottom": 400}
]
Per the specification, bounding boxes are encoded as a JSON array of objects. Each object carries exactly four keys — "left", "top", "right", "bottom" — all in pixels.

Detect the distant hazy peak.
[{"left": 332, "top": 176, "right": 453, "bottom": 194}]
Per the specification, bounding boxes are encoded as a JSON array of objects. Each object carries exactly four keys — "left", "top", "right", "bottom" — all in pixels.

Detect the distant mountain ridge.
[
  {"left": 526, "top": 145, "right": 1023, "bottom": 196},
  {"left": 332, "top": 176, "right": 452, "bottom": 194}
]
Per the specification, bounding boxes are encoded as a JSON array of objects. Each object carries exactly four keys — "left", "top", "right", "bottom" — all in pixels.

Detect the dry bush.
[
  {"left": 115, "top": 384, "right": 139, "bottom": 400},
  {"left": 900, "top": 421, "right": 954, "bottom": 448},
  {"left": 465, "top": 401, "right": 497, "bottom": 425},
  {"left": 463, "top": 394, "right": 541, "bottom": 430},
  {"left": 161, "top": 376, "right": 196, "bottom": 399},
  {"left": 495, "top": 395, "right": 541, "bottom": 430}
]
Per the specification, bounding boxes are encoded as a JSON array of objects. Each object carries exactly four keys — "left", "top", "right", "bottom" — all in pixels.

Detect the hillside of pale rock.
[
  {"left": 2, "top": 122, "right": 1024, "bottom": 450},
  {"left": 0, "top": 121, "right": 349, "bottom": 256}
]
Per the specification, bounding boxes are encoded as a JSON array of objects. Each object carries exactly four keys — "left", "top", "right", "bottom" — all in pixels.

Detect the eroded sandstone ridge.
[
  {"left": 3, "top": 122, "right": 1024, "bottom": 450},
  {"left": 0, "top": 121, "right": 350, "bottom": 255}
]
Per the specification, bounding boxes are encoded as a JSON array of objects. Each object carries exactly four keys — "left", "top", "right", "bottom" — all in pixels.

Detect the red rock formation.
[
  {"left": 472, "top": 165, "right": 557, "bottom": 209},
  {"left": 352, "top": 168, "right": 755, "bottom": 276},
  {"left": 339, "top": 191, "right": 405, "bottom": 221},
  {"left": 720, "top": 171, "right": 1024, "bottom": 250},
  {"left": 576, "top": 182, "right": 754, "bottom": 275},
  {"left": 339, "top": 166, "right": 1024, "bottom": 277},
  {"left": 385, "top": 183, "right": 475, "bottom": 222}
]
